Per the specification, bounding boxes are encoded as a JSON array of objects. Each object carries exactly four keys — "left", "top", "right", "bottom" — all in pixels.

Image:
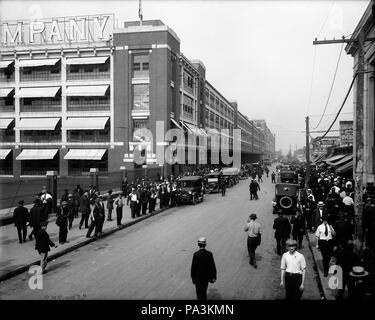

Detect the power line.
[
  {"left": 312, "top": 42, "right": 344, "bottom": 129},
  {"left": 315, "top": 72, "right": 357, "bottom": 141},
  {"left": 309, "top": 111, "right": 352, "bottom": 117}
]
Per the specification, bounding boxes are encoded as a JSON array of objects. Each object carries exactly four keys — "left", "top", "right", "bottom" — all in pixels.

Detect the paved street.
[{"left": 0, "top": 166, "right": 321, "bottom": 300}]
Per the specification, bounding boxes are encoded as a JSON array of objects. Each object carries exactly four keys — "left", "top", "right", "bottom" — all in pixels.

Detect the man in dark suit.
[
  {"left": 191, "top": 237, "right": 217, "bottom": 300},
  {"left": 13, "top": 200, "right": 29, "bottom": 243},
  {"left": 28, "top": 198, "right": 43, "bottom": 241},
  {"left": 273, "top": 210, "right": 291, "bottom": 255},
  {"left": 35, "top": 221, "right": 57, "bottom": 273}
]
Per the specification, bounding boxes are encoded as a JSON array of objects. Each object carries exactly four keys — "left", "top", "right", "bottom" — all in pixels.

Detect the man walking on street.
[
  {"left": 271, "top": 171, "right": 276, "bottom": 183},
  {"left": 249, "top": 179, "right": 260, "bottom": 200},
  {"left": 244, "top": 213, "right": 262, "bottom": 268},
  {"left": 315, "top": 215, "right": 336, "bottom": 277},
  {"left": 35, "top": 221, "right": 58, "bottom": 274},
  {"left": 114, "top": 191, "right": 124, "bottom": 226},
  {"left": 219, "top": 177, "right": 226, "bottom": 197},
  {"left": 28, "top": 198, "right": 43, "bottom": 241},
  {"left": 273, "top": 210, "right": 291, "bottom": 255},
  {"left": 79, "top": 191, "right": 90, "bottom": 229},
  {"left": 291, "top": 210, "right": 306, "bottom": 250},
  {"left": 191, "top": 237, "right": 217, "bottom": 300},
  {"left": 13, "top": 200, "right": 29, "bottom": 243},
  {"left": 106, "top": 189, "right": 114, "bottom": 221},
  {"left": 56, "top": 201, "right": 69, "bottom": 244},
  {"left": 280, "top": 239, "right": 306, "bottom": 300},
  {"left": 127, "top": 187, "right": 139, "bottom": 219}
]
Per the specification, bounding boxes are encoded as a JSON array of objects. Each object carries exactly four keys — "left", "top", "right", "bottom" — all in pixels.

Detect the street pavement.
[{"left": 0, "top": 165, "right": 322, "bottom": 300}]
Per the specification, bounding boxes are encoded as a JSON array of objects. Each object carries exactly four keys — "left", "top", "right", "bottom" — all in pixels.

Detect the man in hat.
[
  {"left": 244, "top": 213, "right": 262, "bottom": 268},
  {"left": 35, "top": 221, "right": 57, "bottom": 274},
  {"left": 28, "top": 198, "right": 43, "bottom": 241},
  {"left": 127, "top": 187, "right": 139, "bottom": 219},
  {"left": 304, "top": 195, "right": 316, "bottom": 232},
  {"left": 56, "top": 201, "right": 69, "bottom": 244},
  {"left": 191, "top": 237, "right": 217, "bottom": 300},
  {"left": 312, "top": 201, "right": 327, "bottom": 232},
  {"left": 79, "top": 191, "right": 90, "bottom": 229},
  {"left": 114, "top": 191, "right": 124, "bottom": 226},
  {"left": 106, "top": 189, "right": 114, "bottom": 221},
  {"left": 349, "top": 266, "right": 370, "bottom": 300},
  {"left": 40, "top": 186, "right": 53, "bottom": 221},
  {"left": 280, "top": 239, "right": 306, "bottom": 300},
  {"left": 13, "top": 200, "right": 29, "bottom": 243},
  {"left": 273, "top": 210, "right": 291, "bottom": 255},
  {"left": 315, "top": 215, "right": 336, "bottom": 277},
  {"left": 249, "top": 179, "right": 260, "bottom": 200}
]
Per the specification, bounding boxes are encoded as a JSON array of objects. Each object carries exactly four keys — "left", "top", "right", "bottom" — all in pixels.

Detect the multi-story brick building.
[{"left": 0, "top": 16, "right": 275, "bottom": 179}]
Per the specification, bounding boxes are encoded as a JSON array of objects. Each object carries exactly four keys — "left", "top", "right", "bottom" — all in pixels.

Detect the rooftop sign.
[{"left": 1, "top": 14, "right": 114, "bottom": 46}]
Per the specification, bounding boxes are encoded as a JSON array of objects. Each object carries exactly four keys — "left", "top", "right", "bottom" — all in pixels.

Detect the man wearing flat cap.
[
  {"left": 280, "top": 239, "right": 306, "bottom": 300},
  {"left": 191, "top": 237, "right": 217, "bottom": 300},
  {"left": 13, "top": 200, "right": 29, "bottom": 243},
  {"left": 244, "top": 213, "right": 262, "bottom": 268}
]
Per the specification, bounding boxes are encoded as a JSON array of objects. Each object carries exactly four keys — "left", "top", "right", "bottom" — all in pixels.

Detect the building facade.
[{"left": 0, "top": 16, "right": 275, "bottom": 179}]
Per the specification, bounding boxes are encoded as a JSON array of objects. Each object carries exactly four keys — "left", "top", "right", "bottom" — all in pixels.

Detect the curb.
[
  {"left": 0, "top": 206, "right": 170, "bottom": 283},
  {"left": 305, "top": 231, "right": 328, "bottom": 300}
]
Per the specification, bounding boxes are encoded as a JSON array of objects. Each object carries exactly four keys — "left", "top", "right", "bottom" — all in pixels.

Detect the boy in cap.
[
  {"left": 244, "top": 213, "right": 262, "bottom": 267},
  {"left": 35, "top": 221, "right": 58, "bottom": 273},
  {"left": 280, "top": 239, "right": 306, "bottom": 300},
  {"left": 191, "top": 237, "right": 217, "bottom": 300}
]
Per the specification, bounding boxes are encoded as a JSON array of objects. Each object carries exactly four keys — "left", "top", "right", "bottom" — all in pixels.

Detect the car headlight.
[{"left": 188, "top": 191, "right": 192, "bottom": 195}]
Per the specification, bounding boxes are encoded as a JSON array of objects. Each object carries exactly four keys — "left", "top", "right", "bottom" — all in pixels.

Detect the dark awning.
[{"left": 335, "top": 160, "right": 353, "bottom": 173}]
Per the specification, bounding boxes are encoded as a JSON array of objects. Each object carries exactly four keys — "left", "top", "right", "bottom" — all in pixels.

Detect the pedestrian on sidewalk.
[
  {"left": 291, "top": 210, "right": 306, "bottom": 250},
  {"left": 60, "top": 189, "right": 69, "bottom": 205},
  {"left": 67, "top": 194, "right": 76, "bottom": 230},
  {"left": 191, "top": 237, "right": 217, "bottom": 300},
  {"left": 114, "top": 191, "right": 124, "bottom": 226},
  {"left": 35, "top": 221, "right": 58, "bottom": 274},
  {"left": 56, "top": 201, "right": 69, "bottom": 244},
  {"left": 127, "top": 187, "right": 139, "bottom": 219},
  {"left": 13, "top": 200, "right": 29, "bottom": 244},
  {"left": 86, "top": 197, "right": 103, "bottom": 238},
  {"left": 79, "top": 191, "right": 90, "bottom": 229},
  {"left": 28, "top": 198, "right": 43, "bottom": 241},
  {"left": 271, "top": 171, "right": 276, "bottom": 183},
  {"left": 96, "top": 193, "right": 105, "bottom": 234},
  {"left": 149, "top": 187, "right": 157, "bottom": 213},
  {"left": 244, "top": 213, "right": 262, "bottom": 268},
  {"left": 40, "top": 186, "right": 53, "bottom": 221},
  {"left": 280, "top": 239, "right": 306, "bottom": 300},
  {"left": 273, "top": 210, "right": 292, "bottom": 255},
  {"left": 106, "top": 189, "right": 114, "bottom": 221},
  {"left": 315, "top": 215, "right": 336, "bottom": 277},
  {"left": 219, "top": 177, "right": 226, "bottom": 197}
]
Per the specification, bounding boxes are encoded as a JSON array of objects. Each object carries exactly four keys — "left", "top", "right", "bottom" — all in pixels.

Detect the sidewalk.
[
  {"left": 306, "top": 232, "right": 337, "bottom": 300},
  {"left": 0, "top": 199, "right": 166, "bottom": 282}
]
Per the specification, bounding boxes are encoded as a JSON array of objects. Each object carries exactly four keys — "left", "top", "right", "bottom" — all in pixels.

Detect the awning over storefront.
[
  {"left": 182, "top": 121, "right": 205, "bottom": 137},
  {"left": 66, "top": 56, "right": 109, "bottom": 65},
  {"left": 311, "top": 154, "right": 325, "bottom": 164},
  {"left": 170, "top": 118, "right": 183, "bottom": 130},
  {"left": 16, "top": 149, "right": 58, "bottom": 160},
  {"left": 64, "top": 117, "right": 109, "bottom": 130},
  {"left": 0, "top": 87, "right": 15, "bottom": 97},
  {"left": 324, "top": 154, "right": 346, "bottom": 163},
  {"left": 17, "top": 87, "right": 61, "bottom": 98},
  {"left": 64, "top": 149, "right": 107, "bottom": 160},
  {"left": 16, "top": 118, "right": 60, "bottom": 130},
  {"left": 328, "top": 154, "right": 353, "bottom": 167},
  {"left": 0, "top": 149, "right": 12, "bottom": 160},
  {"left": 18, "top": 58, "right": 60, "bottom": 68},
  {"left": 336, "top": 160, "right": 353, "bottom": 173},
  {"left": 0, "top": 60, "right": 14, "bottom": 69},
  {"left": 65, "top": 85, "right": 109, "bottom": 97},
  {"left": 0, "top": 118, "right": 14, "bottom": 129}
]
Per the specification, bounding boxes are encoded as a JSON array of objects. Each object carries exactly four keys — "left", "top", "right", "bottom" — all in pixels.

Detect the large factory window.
[
  {"left": 133, "top": 84, "right": 149, "bottom": 110},
  {"left": 133, "top": 53, "right": 150, "bottom": 78}
]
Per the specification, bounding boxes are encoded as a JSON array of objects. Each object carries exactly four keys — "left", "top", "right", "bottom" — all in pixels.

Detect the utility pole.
[
  {"left": 312, "top": 31, "right": 369, "bottom": 254},
  {"left": 305, "top": 116, "right": 310, "bottom": 189},
  {"left": 353, "top": 30, "right": 365, "bottom": 254}
]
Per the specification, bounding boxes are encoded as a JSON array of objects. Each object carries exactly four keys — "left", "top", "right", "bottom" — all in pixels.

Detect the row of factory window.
[
  {"left": 0, "top": 149, "right": 108, "bottom": 176},
  {"left": 0, "top": 58, "right": 111, "bottom": 83},
  {"left": 205, "top": 89, "right": 234, "bottom": 121}
]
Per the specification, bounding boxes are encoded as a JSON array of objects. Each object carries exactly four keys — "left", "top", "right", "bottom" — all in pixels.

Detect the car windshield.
[{"left": 178, "top": 181, "right": 197, "bottom": 188}]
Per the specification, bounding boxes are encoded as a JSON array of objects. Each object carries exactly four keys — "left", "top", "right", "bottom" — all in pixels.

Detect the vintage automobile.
[
  {"left": 204, "top": 172, "right": 222, "bottom": 193},
  {"left": 221, "top": 167, "right": 240, "bottom": 187},
  {"left": 175, "top": 176, "right": 205, "bottom": 205},
  {"left": 279, "top": 170, "right": 298, "bottom": 184},
  {"left": 272, "top": 183, "right": 300, "bottom": 214}
]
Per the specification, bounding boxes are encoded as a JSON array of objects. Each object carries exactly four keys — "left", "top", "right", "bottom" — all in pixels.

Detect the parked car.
[
  {"left": 204, "top": 172, "right": 222, "bottom": 193},
  {"left": 272, "top": 183, "right": 300, "bottom": 214},
  {"left": 175, "top": 176, "right": 205, "bottom": 205},
  {"left": 221, "top": 167, "right": 240, "bottom": 187}
]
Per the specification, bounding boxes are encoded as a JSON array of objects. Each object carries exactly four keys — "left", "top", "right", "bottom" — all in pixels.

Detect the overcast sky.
[{"left": 0, "top": 0, "right": 370, "bottom": 155}]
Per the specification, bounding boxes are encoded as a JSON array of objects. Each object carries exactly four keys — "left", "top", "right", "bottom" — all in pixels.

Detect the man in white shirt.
[
  {"left": 315, "top": 215, "right": 336, "bottom": 277},
  {"left": 280, "top": 239, "right": 306, "bottom": 300},
  {"left": 342, "top": 192, "right": 354, "bottom": 206}
]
